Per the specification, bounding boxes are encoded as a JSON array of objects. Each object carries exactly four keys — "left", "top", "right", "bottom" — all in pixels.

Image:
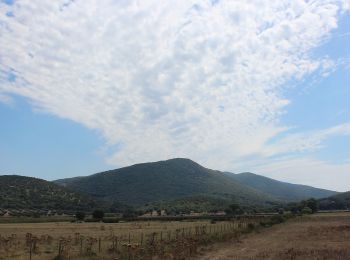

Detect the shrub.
[
  {"left": 301, "top": 207, "right": 312, "bottom": 215},
  {"left": 92, "top": 210, "right": 104, "bottom": 220},
  {"left": 75, "top": 211, "right": 85, "bottom": 221},
  {"left": 247, "top": 223, "right": 255, "bottom": 229},
  {"left": 225, "top": 204, "right": 243, "bottom": 215}
]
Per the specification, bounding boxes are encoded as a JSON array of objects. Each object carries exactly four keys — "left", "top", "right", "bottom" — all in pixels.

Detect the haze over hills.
[
  {"left": 225, "top": 172, "right": 337, "bottom": 202},
  {"left": 0, "top": 175, "right": 99, "bottom": 213},
  {"left": 55, "top": 158, "right": 278, "bottom": 207}
]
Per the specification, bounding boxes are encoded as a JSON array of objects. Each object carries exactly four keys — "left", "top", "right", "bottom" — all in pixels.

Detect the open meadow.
[{"left": 199, "top": 212, "right": 350, "bottom": 260}]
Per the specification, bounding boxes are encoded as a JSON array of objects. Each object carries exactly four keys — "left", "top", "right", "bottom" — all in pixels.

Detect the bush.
[
  {"left": 75, "top": 211, "right": 85, "bottom": 221},
  {"left": 102, "top": 218, "right": 120, "bottom": 223},
  {"left": 225, "top": 204, "right": 243, "bottom": 215},
  {"left": 122, "top": 208, "right": 137, "bottom": 218},
  {"left": 260, "top": 215, "right": 286, "bottom": 227},
  {"left": 301, "top": 207, "right": 312, "bottom": 215},
  {"left": 283, "top": 212, "right": 294, "bottom": 219},
  {"left": 32, "top": 212, "right": 41, "bottom": 218},
  {"left": 92, "top": 210, "right": 104, "bottom": 220},
  {"left": 247, "top": 223, "right": 255, "bottom": 229}
]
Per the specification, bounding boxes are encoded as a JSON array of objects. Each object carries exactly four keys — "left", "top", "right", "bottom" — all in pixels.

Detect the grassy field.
[
  {"left": 0, "top": 217, "right": 262, "bottom": 259},
  {"left": 198, "top": 212, "right": 350, "bottom": 259}
]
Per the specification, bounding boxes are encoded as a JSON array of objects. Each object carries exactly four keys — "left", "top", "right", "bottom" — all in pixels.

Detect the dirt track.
[{"left": 197, "top": 213, "right": 350, "bottom": 260}]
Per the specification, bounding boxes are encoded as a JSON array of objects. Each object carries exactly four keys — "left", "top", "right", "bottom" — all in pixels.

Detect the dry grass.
[
  {"left": 0, "top": 218, "right": 257, "bottom": 259},
  {"left": 198, "top": 212, "right": 350, "bottom": 260}
]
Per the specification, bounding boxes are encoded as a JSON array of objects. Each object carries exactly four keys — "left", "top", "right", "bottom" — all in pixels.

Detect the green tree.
[
  {"left": 278, "top": 208, "right": 284, "bottom": 215},
  {"left": 122, "top": 208, "right": 137, "bottom": 218},
  {"left": 304, "top": 198, "right": 318, "bottom": 213},
  {"left": 92, "top": 210, "right": 104, "bottom": 220},
  {"left": 301, "top": 207, "right": 312, "bottom": 214},
  {"left": 225, "top": 204, "right": 243, "bottom": 215},
  {"left": 75, "top": 211, "right": 85, "bottom": 221}
]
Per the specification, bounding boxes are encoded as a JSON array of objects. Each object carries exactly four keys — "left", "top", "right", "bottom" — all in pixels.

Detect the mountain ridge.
[
  {"left": 54, "top": 158, "right": 337, "bottom": 207},
  {"left": 54, "top": 158, "right": 278, "bottom": 206},
  {"left": 225, "top": 171, "right": 337, "bottom": 201},
  {"left": 1, "top": 158, "right": 340, "bottom": 213}
]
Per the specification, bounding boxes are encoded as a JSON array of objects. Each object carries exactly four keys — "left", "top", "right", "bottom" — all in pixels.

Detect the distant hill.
[
  {"left": 55, "top": 158, "right": 278, "bottom": 207},
  {"left": 225, "top": 172, "right": 337, "bottom": 202},
  {"left": 4, "top": 159, "right": 337, "bottom": 214},
  {"left": 0, "top": 175, "right": 99, "bottom": 213},
  {"left": 318, "top": 192, "right": 350, "bottom": 210}
]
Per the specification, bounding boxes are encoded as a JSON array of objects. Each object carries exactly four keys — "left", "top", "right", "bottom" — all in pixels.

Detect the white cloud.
[
  {"left": 0, "top": 93, "right": 13, "bottom": 106},
  {"left": 0, "top": 0, "right": 349, "bottom": 169},
  {"left": 262, "top": 123, "right": 350, "bottom": 157},
  {"left": 251, "top": 157, "right": 350, "bottom": 192}
]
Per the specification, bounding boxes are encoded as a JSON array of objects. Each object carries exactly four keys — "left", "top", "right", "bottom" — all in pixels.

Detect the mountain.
[
  {"left": 55, "top": 158, "right": 279, "bottom": 207},
  {"left": 318, "top": 191, "right": 350, "bottom": 210},
  {"left": 3, "top": 159, "right": 337, "bottom": 214},
  {"left": 225, "top": 172, "right": 337, "bottom": 202},
  {"left": 0, "top": 175, "right": 99, "bottom": 213}
]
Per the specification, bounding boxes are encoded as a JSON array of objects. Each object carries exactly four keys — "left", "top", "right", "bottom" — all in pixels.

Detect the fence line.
[{"left": 0, "top": 215, "right": 276, "bottom": 259}]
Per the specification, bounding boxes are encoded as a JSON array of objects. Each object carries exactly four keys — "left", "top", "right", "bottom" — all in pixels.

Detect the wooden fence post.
[
  {"left": 29, "top": 239, "right": 32, "bottom": 260},
  {"left": 58, "top": 239, "right": 61, "bottom": 257}
]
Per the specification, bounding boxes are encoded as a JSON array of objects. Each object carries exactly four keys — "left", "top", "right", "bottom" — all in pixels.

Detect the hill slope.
[
  {"left": 226, "top": 172, "right": 337, "bottom": 202},
  {"left": 318, "top": 192, "right": 350, "bottom": 210},
  {"left": 0, "top": 175, "right": 99, "bottom": 212},
  {"left": 55, "top": 158, "right": 278, "bottom": 207}
]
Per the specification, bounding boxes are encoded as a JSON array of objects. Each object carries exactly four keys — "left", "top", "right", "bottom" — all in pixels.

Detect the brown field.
[
  {"left": 2, "top": 213, "right": 348, "bottom": 260},
  {"left": 198, "top": 212, "right": 350, "bottom": 260},
  {"left": 0, "top": 217, "right": 258, "bottom": 259}
]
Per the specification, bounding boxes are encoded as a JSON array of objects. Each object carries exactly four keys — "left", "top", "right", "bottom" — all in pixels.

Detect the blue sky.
[
  {"left": 0, "top": 96, "right": 109, "bottom": 179},
  {"left": 281, "top": 15, "right": 350, "bottom": 161},
  {"left": 1, "top": 0, "right": 350, "bottom": 191}
]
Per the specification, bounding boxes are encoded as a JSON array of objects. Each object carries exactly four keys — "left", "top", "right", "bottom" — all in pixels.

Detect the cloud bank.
[
  {"left": 252, "top": 157, "right": 350, "bottom": 192},
  {"left": 1, "top": 0, "right": 349, "bottom": 170}
]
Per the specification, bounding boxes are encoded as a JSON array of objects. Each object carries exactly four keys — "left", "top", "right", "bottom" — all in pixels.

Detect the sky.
[{"left": 0, "top": 0, "right": 350, "bottom": 191}]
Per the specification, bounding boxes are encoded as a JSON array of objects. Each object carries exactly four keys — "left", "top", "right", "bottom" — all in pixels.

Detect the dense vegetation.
[
  {"left": 226, "top": 172, "right": 337, "bottom": 201},
  {"left": 286, "top": 198, "right": 319, "bottom": 214},
  {"left": 318, "top": 191, "right": 350, "bottom": 210},
  {"left": 140, "top": 195, "right": 233, "bottom": 214},
  {"left": 55, "top": 158, "right": 278, "bottom": 207},
  {"left": 141, "top": 195, "right": 280, "bottom": 215},
  {"left": 0, "top": 175, "right": 99, "bottom": 213}
]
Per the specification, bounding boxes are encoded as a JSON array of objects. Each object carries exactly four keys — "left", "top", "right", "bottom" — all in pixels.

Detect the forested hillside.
[
  {"left": 55, "top": 158, "right": 278, "bottom": 207},
  {"left": 226, "top": 172, "right": 337, "bottom": 201},
  {"left": 0, "top": 175, "right": 99, "bottom": 213}
]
